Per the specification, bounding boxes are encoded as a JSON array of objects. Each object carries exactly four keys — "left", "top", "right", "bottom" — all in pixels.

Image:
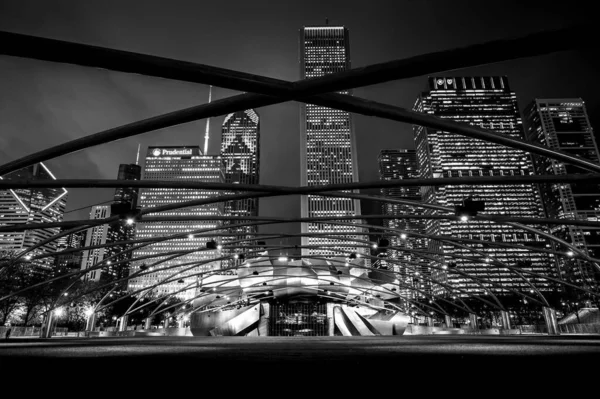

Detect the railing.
[
  {"left": 0, "top": 326, "right": 69, "bottom": 337},
  {"left": 558, "top": 324, "right": 600, "bottom": 334}
]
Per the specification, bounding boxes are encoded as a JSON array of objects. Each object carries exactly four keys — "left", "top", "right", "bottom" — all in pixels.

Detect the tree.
[{"left": 0, "top": 251, "right": 31, "bottom": 325}]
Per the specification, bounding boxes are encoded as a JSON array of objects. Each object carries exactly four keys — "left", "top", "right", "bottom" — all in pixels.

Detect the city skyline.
[
  {"left": 1, "top": 2, "right": 600, "bottom": 348},
  {"left": 0, "top": 1, "right": 596, "bottom": 234}
]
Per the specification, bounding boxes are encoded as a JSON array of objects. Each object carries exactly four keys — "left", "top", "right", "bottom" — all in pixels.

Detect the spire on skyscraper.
[{"left": 203, "top": 85, "right": 213, "bottom": 155}]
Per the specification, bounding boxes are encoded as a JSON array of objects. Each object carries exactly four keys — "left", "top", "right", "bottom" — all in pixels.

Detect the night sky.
[{"left": 0, "top": 0, "right": 597, "bottom": 244}]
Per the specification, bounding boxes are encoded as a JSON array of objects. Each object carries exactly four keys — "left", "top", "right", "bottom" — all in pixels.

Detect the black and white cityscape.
[{"left": 1, "top": 0, "right": 599, "bottom": 384}]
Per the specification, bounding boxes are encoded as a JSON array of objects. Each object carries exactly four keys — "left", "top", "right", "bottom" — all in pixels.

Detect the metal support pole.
[
  {"left": 144, "top": 317, "right": 152, "bottom": 330},
  {"left": 178, "top": 318, "right": 185, "bottom": 328},
  {"left": 118, "top": 315, "right": 128, "bottom": 332},
  {"left": 326, "top": 303, "right": 335, "bottom": 336},
  {"left": 427, "top": 317, "right": 434, "bottom": 327},
  {"left": 469, "top": 313, "right": 478, "bottom": 331},
  {"left": 85, "top": 312, "right": 96, "bottom": 332},
  {"left": 542, "top": 307, "right": 560, "bottom": 335},
  {"left": 40, "top": 312, "right": 54, "bottom": 338},
  {"left": 444, "top": 315, "right": 452, "bottom": 329},
  {"left": 500, "top": 310, "right": 512, "bottom": 330}
]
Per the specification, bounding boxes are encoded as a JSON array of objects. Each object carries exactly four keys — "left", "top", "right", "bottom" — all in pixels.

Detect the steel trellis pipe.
[
  {"left": 1, "top": 26, "right": 598, "bottom": 176},
  {"left": 0, "top": 24, "right": 592, "bottom": 107}
]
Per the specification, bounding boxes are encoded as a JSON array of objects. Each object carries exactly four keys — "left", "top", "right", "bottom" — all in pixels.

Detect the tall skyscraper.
[
  {"left": 114, "top": 164, "right": 142, "bottom": 209},
  {"left": 54, "top": 229, "right": 86, "bottom": 277},
  {"left": 80, "top": 205, "right": 111, "bottom": 282},
  {"left": 79, "top": 164, "right": 141, "bottom": 283},
  {"left": 110, "top": 163, "right": 141, "bottom": 287},
  {"left": 524, "top": 99, "right": 600, "bottom": 291},
  {"left": 0, "top": 162, "right": 68, "bottom": 274},
  {"left": 378, "top": 149, "right": 428, "bottom": 299},
  {"left": 220, "top": 109, "right": 260, "bottom": 271},
  {"left": 128, "top": 146, "right": 224, "bottom": 300},
  {"left": 299, "top": 25, "right": 364, "bottom": 259},
  {"left": 413, "top": 76, "right": 555, "bottom": 296}
]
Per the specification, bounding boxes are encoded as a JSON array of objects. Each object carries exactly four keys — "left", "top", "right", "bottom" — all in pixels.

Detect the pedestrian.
[{"left": 5, "top": 322, "right": 12, "bottom": 339}]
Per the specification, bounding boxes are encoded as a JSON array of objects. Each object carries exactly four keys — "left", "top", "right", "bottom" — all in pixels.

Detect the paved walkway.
[{"left": 2, "top": 335, "right": 599, "bottom": 391}]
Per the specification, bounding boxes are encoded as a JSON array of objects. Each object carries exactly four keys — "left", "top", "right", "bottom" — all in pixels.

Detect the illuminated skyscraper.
[
  {"left": 128, "top": 146, "right": 224, "bottom": 299},
  {"left": 299, "top": 25, "right": 364, "bottom": 258},
  {"left": 377, "top": 149, "right": 428, "bottom": 299},
  {"left": 114, "top": 164, "right": 142, "bottom": 209},
  {"left": 80, "top": 205, "right": 111, "bottom": 282},
  {"left": 524, "top": 99, "right": 600, "bottom": 291},
  {"left": 54, "top": 229, "right": 86, "bottom": 276},
  {"left": 413, "top": 76, "right": 555, "bottom": 296},
  {"left": 80, "top": 164, "right": 141, "bottom": 283},
  {"left": 220, "top": 109, "right": 260, "bottom": 271},
  {"left": 0, "top": 162, "right": 68, "bottom": 274}
]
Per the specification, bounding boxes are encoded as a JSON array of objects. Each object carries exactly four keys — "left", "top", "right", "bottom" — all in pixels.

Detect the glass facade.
[
  {"left": 220, "top": 109, "right": 260, "bottom": 273},
  {"left": 413, "top": 76, "right": 555, "bottom": 296},
  {"left": 127, "top": 146, "right": 224, "bottom": 300},
  {"left": 299, "top": 26, "right": 365, "bottom": 259},
  {"left": 79, "top": 205, "right": 134, "bottom": 284},
  {"left": 114, "top": 163, "right": 142, "bottom": 209},
  {"left": 524, "top": 99, "right": 600, "bottom": 290},
  {"left": 0, "top": 162, "right": 68, "bottom": 274},
  {"left": 377, "top": 149, "right": 429, "bottom": 300},
  {"left": 54, "top": 229, "right": 86, "bottom": 276}
]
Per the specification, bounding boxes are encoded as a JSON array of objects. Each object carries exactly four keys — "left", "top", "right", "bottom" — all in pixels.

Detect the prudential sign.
[{"left": 149, "top": 148, "right": 196, "bottom": 157}]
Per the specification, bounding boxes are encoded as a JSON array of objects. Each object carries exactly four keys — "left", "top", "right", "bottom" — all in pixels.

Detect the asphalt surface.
[{"left": 2, "top": 335, "right": 599, "bottom": 391}]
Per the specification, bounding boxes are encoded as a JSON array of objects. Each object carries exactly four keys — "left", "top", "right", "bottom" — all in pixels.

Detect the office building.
[
  {"left": 128, "top": 146, "right": 224, "bottom": 300},
  {"left": 0, "top": 162, "right": 68, "bottom": 274},
  {"left": 524, "top": 98, "right": 600, "bottom": 291},
  {"left": 114, "top": 163, "right": 142, "bottom": 209},
  {"left": 54, "top": 229, "right": 86, "bottom": 276},
  {"left": 413, "top": 76, "right": 555, "bottom": 296},
  {"left": 377, "top": 149, "right": 429, "bottom": 300},
  {"left": 220, "top": 110, "right": 260, "bottom": 272},
  {"left": 79, "top": 164, "right": 141, "bottom": 283},
  {"left": 299, "top": 25, "right": 366, "bottom": 259}
]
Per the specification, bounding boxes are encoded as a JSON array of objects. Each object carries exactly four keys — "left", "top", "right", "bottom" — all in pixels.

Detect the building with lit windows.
[
  {"left": 299, "top": 25, "right": 366, "bottom": 259},
  {"left": 377, "top": 149, "right": 429, "bottom": 300},
  {"left": 80, "top": 206, "right": 111, "bottom": 281},
  {"left": 128, "top": 146, "right": 224, "bottom": 300},
  {"left": 413, "top": 76, "right": 555, "bottom": 296},
  {"left": 524, "top": 99, "right": 600, "bottom": 291},
  {"left": 79, "top": 164, "right": 141, "bottom": 283},
  {"left": 114, "top": 163, "right": 142, "bottom": 208},
  {"left": 220, "top": 109, "right": 260, "bottom": 272},
  {"left": 54, "top": 229, "right": 86, "bottom": 276},
  {"left": 0, "top": 162, "right": 68, "bottom": 274}
]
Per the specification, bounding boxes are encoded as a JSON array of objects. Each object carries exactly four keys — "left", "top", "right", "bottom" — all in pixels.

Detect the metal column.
[
  {"left": 427, "top": 317, "right": 434, "bottom": 327},
  {"left": 444, "top": 315, "right": 452, "bottom": 328},
  {"left": 118, "top": 315, "right": 128, "bottom": 332},
  {"left": 542, "top": 307, "right": 560, "bottom": 335},
  {"left": 327, "top": 303, "right": 335, "bottom": 336},
  {"left": 144, "top": 317, "right": 152, "bottom": 330},
  {"left": 469, "top": 313, "right": 478, "bottom": 331},
  {"left": 85, "top": 312, "right": 96, "bottom": 332},
  {"left": 40, "top": 312, "right": 54, "bottom": 338},
  {"left": 500, "top": 310, "right": 512, "bottom": 330}
]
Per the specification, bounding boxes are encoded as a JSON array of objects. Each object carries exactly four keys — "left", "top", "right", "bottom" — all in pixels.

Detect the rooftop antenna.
[
  {"left": 203, "top": 85, "right": 213, "bottom": 155},
  {"left": 135, "top": 143, "right": 141, "bottom": 165}
]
